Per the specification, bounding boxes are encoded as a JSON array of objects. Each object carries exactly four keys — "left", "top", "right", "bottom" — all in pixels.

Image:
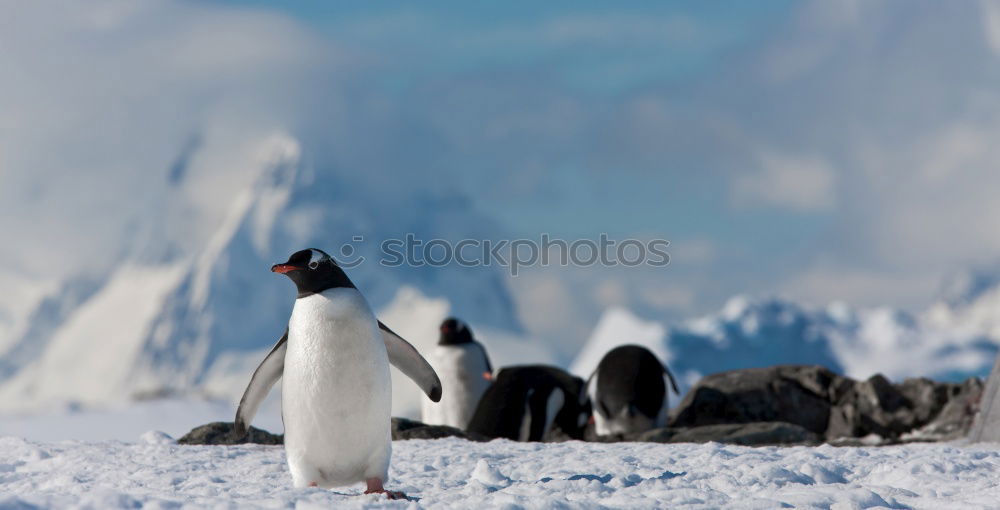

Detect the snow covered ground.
[{"left": 2, "top": 435, "right": 1000, "bottom": 509}]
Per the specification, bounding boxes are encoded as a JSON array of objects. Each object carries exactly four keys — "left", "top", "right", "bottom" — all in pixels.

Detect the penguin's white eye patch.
[{"left": 308, "top": 249, "right": 326, "bottom": 269}]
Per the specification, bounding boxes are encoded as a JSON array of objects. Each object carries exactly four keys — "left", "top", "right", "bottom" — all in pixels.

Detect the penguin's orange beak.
[{"left": 271, "top": 264, "right": 301, "bottom": 274}]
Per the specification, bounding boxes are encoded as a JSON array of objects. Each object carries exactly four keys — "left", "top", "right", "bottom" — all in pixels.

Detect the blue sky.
[
  {"left": 297, "top": 1, "right": 999, "bottom": 323},
  {"left": 209, "top": 1, "right": 797, "bottom": 237},
  {"left": 198, "top": 2, "right": 823, "bottom": 306},
  {"left": 257, "top": 1, "right": 838, "bottom": 317}
]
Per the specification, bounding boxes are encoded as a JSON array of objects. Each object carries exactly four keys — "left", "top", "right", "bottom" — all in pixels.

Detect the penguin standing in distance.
[
  {"left": 421, "top": 317, "right": 493, "bottom": 429},
  {"left": 587, "top": 344, "right": 680, "bottom": 436},
  {"left": 234, "top": 248, "right": 442, "bottom": 499},
  {"left": 466, "top": 365, "right": 591, "bottom": 441}
]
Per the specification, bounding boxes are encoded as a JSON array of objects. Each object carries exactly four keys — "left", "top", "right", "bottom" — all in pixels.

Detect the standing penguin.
[
  {"left": 421, "top": 317, "right": 493, "bottom": 429},
  {"left": 587, "top": 344, "right": 680, "bottom": 436},
  {"left": 466, "top": 365, "right": 591, "bottom": 441},
  {"left": 234, "top": 248, "right": 442, "bottom": 499}
]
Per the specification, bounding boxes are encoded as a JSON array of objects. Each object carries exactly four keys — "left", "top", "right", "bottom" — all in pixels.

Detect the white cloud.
[
  {"left": 704, "top": 0, "right": 1000, "bottom": 310},
  {"left": 640, "top": 286, "right": 696, "bottom": 312},
  {"left": 781, "top": 263, "right": 941, "bottom": 310},
  {"left": 732, "top": 150, "right": 837, "bottom": 212},
  {"left": 982, "top": 0, "right": 1000, "bottom": 55},
  {"left": 0, "top": 0, "right": 330, "bottom": 279},
  {"left": 855, "top": 121, "right": 1000, "bottom": 272},
  {"left": 509, "top": 272, "right": 595, "bottom": 360},
  {"left": 664, "top": 239, "right": 716, "bottom": 273},
  {"left": 594, "top": 279, "right": 629, "bottom": 308}
]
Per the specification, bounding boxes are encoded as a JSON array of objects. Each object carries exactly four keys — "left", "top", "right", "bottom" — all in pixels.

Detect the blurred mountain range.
[
  {"left": 0, "top": 134, "right": 522, "bottom": 414},
  {"left": 572, "top": 269, "right": 1000, "bottom": 390}
]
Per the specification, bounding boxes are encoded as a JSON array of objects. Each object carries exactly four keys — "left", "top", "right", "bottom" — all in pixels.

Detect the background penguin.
[
  {"left": 587, "top": 344, "right": 680, "bottom": 436},
  {"left": 421, "top": 317, "right": 493, "bottom": 429},
  {"left": 466, "top": 365, "right": 591, "bottom": 441},
  {"left": 233, "top": 248, "right": 442, "bottom": 499}
]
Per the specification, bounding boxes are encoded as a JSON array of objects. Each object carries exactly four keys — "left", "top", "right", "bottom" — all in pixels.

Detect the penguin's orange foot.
[
  {"left": 308, "top": 481, "right": 318, "bottom": 487},
  {"left": 365, "top": 478, "right": 407, "bottom": 500}
]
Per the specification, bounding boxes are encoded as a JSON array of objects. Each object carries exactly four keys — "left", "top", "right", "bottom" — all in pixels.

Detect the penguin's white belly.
[
  {"left": 422, "top": 344, "right": 491, "bottom": 428},
  {"left": 282, "top": 289, "right": 391, "bottom": 488}
]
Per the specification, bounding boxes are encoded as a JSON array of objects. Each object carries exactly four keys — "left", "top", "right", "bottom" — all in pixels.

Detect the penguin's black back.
[
  {"left": 466, "top": 365, "right": 588, "bottom": 441},
  {"left": 595, "top": 345, "right": 665, "bottom": 420}
]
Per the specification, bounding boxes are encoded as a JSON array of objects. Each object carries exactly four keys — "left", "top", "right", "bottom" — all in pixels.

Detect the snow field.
[{"left": 2, "top": 436, "right": 1000, "bottom": 509}]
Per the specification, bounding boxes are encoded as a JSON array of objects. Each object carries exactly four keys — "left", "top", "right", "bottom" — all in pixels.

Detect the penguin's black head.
[
  {"left": 272, "top": 248, "right": 355, "bottom": 298},
  {"left": 439, "top": 317, "right": 474, "bottom": 345}
]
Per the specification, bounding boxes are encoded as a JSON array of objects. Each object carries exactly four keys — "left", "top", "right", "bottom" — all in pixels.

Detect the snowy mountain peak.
[
  {"left": 721, "top": 295, "right": 753, "bottom": 321},
  {"left": 0, "top": 134, "right": 522, "bottom": 413},
  {"left": 572, "top": 293, "right": 1000, "bottom": 397},
  {"left": 569, "top": 307, "right": 669, "bottom": 378}
]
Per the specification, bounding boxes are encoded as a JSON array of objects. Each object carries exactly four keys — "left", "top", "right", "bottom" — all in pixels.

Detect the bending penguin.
[
  {"left": 421, "top": 317, "right": 493, "bottom": 429},
  {"left": 466, "top": 365, "right": 591, "bottom": 441},
  {"left": 234, "top": 248, "right": 442, "bottom": 499},
  {"left": 587, "top": 344, "right": 680, "bottom": 436}
]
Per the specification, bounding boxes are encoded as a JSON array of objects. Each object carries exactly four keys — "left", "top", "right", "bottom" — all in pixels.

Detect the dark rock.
[
  {"left": 896, "top": 377, "right": 951, "bottom": 424},
  {"left": 670, "top": 365, "right": 848, "bottom": 436},
  {"left": 177, "top": 422, "right": 283, "bottom": 445},
  {"left": 670, "top": 365, "right": 983, "bottom": 444},
  {"left": 631, "top": 427, "right": 678, "bottom": 443},
  {"left": 828, "top": 374, "right": 919, "bottom": 438},
  {"left": 541, "top": 426, "right": 580, "bottom": 443},
  {"left": 829, "top": 375, "right": 983, "bottom": 441},
  {"left": 825, "top": 401, "right": 862, "bottom": 440},
  {"left": 390, "top": 417, "right": 482, "bottom": 441},
  {"left": 664, "top": 422, "right": 821, "bottom": 446},
  {"left": 592, "top": 421, "right": 820, "bottom": 446},
  {"left": 904, "top": 377, "right": 983, "bottom": 442}
]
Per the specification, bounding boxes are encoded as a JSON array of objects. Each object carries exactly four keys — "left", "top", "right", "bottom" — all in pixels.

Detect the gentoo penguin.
[
  {"left": 466, "top": 365, "right": 591, "bottom": 441},
  {"left": 420, "top": 317, "right": 493, "bottom": 429},
  {"left": 234, "top": 248, "right": 442, "bottom": 499},
  {"left": 587, "top": 344, "right": 680, "bottom": 436}
]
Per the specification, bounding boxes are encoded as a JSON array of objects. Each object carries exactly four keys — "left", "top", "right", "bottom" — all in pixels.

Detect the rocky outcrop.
[
  {"left": 591, "top": 422, "right": 820, "bottom": 446},
  {"left": 177, "top": 422, "right": 283, "bottom": 445},
  {"left": 670, "top": 365, "right": 850, "bottom": 436},
  {"left": 390, "top": 417, "right": 482, "bottom": 441},
  {"left": 670, "top": 365, "right": 982, "bottom": 443},
  {"left": 901, "top": 377, "right": 983, "bottom": 442}
]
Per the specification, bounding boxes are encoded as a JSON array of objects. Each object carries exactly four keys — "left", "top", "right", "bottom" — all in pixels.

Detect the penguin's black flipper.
[
  {"left": 378, "top": 320, "right": 443, "bottom": 402},
  {"left": 662, "top": 364, "right": 681, "bottom": 396},
  {"left": 234, "top": 329, "right": 288, "bottom": 438},
  {"left": 476, "top": 341, "right": 493, "bottom": 375}
]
